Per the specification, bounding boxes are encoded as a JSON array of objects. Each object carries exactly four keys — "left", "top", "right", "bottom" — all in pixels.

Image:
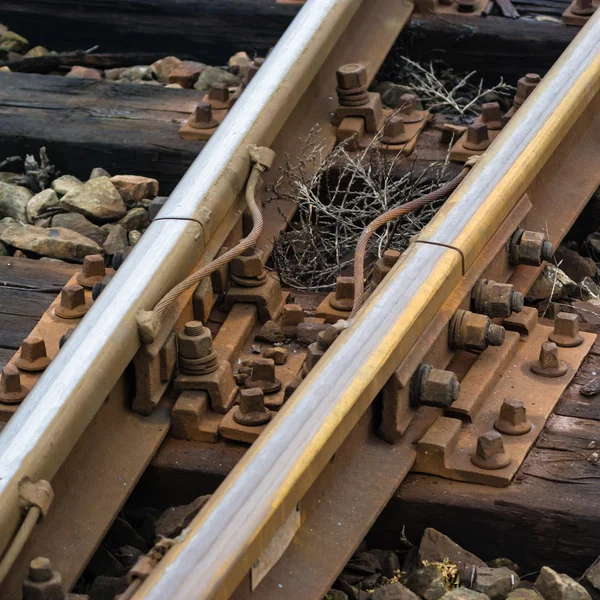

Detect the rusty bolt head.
[
  {"left": 383, "top": 249, "right": 401, "bottom": 267},
  {"left": 55, "top": 284, "right": 88, "bottom": 319},
  {"left": 509, "top": 228, "right": 553, "bottom": 266},
  {"left": 399, "top": 93, "right": 423, "bottom": 124},
  {"left": 305, "top": 341, "right": 325, "bottom": 373},
  {"left": 449, "top": 310, "right": 505, "bottom": 353},
  {"left": 329, "top": 276, "right": 354, "bottom": 312},
  {"left": 515, "top": 73, "right": 541, "bottom": 105},
  {"left": 573, "top": 0, "right": 595, "bottom": 14},
  {"left": 471, "top": 430, "right": 511, "bottom": 470},
  {"left": 190, "top": 101, "right": 217, "bottom": 130},
  {"left": 0, "top": 364, "right": 28, "bottom": 403},
  {"left": 230, "top": 247, "right": 264, "bottom": 278},
  {"left": 77, "top": 254, "right": 106, "bottom": 288},
  {"left": 531, "top": 341, "right": 568, "bottom": 378},
  {"left": 29, "top": 557, "right": 54, "bottom": 582},
  {"left": 549, "top": 312, "right": 583, "bottom": 347},
  {"left": 494, "top": 397, "right": 532, "bottom": 435},
  {"left": 336, "top": 63, "right": 367, "bottom": 90},
  {"left": 178, "top": 321, "right": 213, "bottom": 359},
  {"left": 245, "top": 357, "right": 281, "bottom": 394},
  {"left": 472, "top": 279, "right": 524, "bottom": 319},
  {"left": 464, "top": 122, "right": 490, "bottom": 151},
  {"left": 280, "top": 304, "right": 304, "bottom": 327},
  {"left": 373, "top": 250, "right": 401, "bottom": 285},
  {"left": 410, "top": 363, "right": 460, "bottom": 408},
  {"left": 481, "top": 102, "right": 503, "bottom": 130},
  {"left": 16, "top": 335, "right": 51, "bottom": 372},
  {"left": 234, "top": 387, "right": 271, "bottom": 426},
  {"left": 209, "top": 82, "right": 230, "bottom": 103},
  {"left": 382, "top": 115, "right": 409, "bottom": 144}
]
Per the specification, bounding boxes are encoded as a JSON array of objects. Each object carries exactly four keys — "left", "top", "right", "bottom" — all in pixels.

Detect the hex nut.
[
  {"left": 329, "top": 276, "right": 354, "bottom": 312},
  {"left": 372, "top": 250, "right": 401, "bottom": 285},
  {"left": 509, "top": 228, "right": 553, "bottom": 266},
  {"left": 15, "top": 335, "right": 51, "bottom": 372},
  {"left": 23, "top": 556, "right": 64, "bottom": 599},
  {"left": 463, "top": 122, "right": 490, "bottom": 151},
  {"left": 494, "top": 397, "right": 532, "bottom": 435},
  {"left": 244, "top": 358, "right": 281, "bottom": 394},
  {"left": 233, "top": 387, "right": 271, "bottom": 426},
  {"left": 515, "top": 73, "right": 541, "bottom": 106},
  {"left": 548, "top": 312, "right": 583, "bottom": 347},
  {"left": 230, "top": 248, "right": 264, "bottom": 278},
  {"left": 336, "top": 63, "right": 367, "bottom": 90},
  {"left": 77, "top": 254, "right": 106, "bottom": 288},
  {"left": 280, "top": 304, "right": 304, "bottom": 327},
  {"left": 29, "top": 557, "right": 54, "bottom": 583},
  {"left": 449, "top": 310, "right": 505, "bottom": 353},
  {"left": 55, "top": 284, "right": 88, "bottom": 319},
  {"left": 410, "top": 363, "right": 460, "bottom": 408},
  {"left": 305, "top": 341, "right": 325, "bottom": 373},
  {"left": 0, "top": 364, "right": 29, "bottom": 403},
  {"left": 530, "top": 341, "right": 568, "bottom": 378},
  {"left": 481, "top": 102, "right": 503, "bottom": 130},
  {"left": 471, "top": 430, "right": 511, "bottom": 470},
  {"left": 178, "top": 321, "right": 213, "bottom": 359},
  {"left": 472, "top": 279, "right": 524, "bottom": 319},
  {"left": 399, "top": 93, "right": 423, "bottom": 124}
]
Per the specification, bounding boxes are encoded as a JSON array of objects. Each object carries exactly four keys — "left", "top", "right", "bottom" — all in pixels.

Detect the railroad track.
[{"left": 0, "top": 0, "right": 599, "bottom": 598}]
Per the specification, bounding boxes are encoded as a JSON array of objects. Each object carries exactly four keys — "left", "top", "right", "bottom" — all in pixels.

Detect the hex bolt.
[
  {"left": 399, "top": 93, "right": 423, "bottom": 124},
  {"left": 372, "top": 249, "right": 402, "bottom": 285},
  {"left": 573, "top": 0, "right": 595, "bottom": 15},
  {"left": 548, "top": 312, "right": 583, "bottom": 347},
  {"left": 494, "top": 397, "right": 532, "bottom": 436},
  {"left": 92, "top": 274, "right": 114, "bottom": 301},
  {"left": 209, "top": 82, "right": 230, "bottom": 104},
  {"left": 178, "top": 321, "right": 213, "bottom": 358},
  {"left": 76, "top": 254, "right": 106, "bottom": 288},
  {"left": 244, "top": 358, "right": 282, "bottom": 394},
  {"left": 449, "top": 309, "right": 505, "bottom": 353},
  {"left": 59, "top": 328, "right": 76, "bottom": 349},
  {"left": 530, "top": 341, "right": 568, "bottom": 378},
  {"left": 471, "top": 430, "right": 511, "bottom": 470},
  {"left": 55, "top": 284, "right": 88, "bottom": 319},
  {"left": 463, "top": 122, "right": 490, "bottom": 151},
  {"left": 23, "top": 556, "right": 65, "bottom": 600},
  {"left": 515, "top": 73, "right": 541, "bottom": 107},
  {"left": 336, "top": 63, "right": 367, "bottom": 90},
  {"left": 304, "top": 321, "right": 347, "bottom": 375},
  {"left": 0, "top": 364, "right": 29, "bottom": 403},
  {"left": 233, "top": 387, "right": 272, "bottom": 426},
  {"left": 230, "top": 247, "right": 264, "bottom": 278},
  {"left": 508, "top": 228, "right": 554, "bottom": 266},
  {"left": 29, "top": 557, "right": 53, "bottom": 582},
  {"left": 471, "top": 279, "right": 524, "bottom": 319},
  {"left": 329, "top": 276, "right": 355, "bottom": 312},
  {"left": 15, "top": 335, "right": 51, "bottom": 372},
  {"left": 381, "top": 115, "right": 410, "bottom": 144},
  {"left": 190, "top": 101, "right": 217, "bottom": 130},
  {"left": 481, "top": 102, "right": 503, "bottom": 130},
  {"left": 410, "top": 363, "right": 460, "bottom": 408}
]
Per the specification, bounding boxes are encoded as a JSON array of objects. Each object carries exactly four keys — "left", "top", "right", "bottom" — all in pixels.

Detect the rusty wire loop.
[{"left": 351, "top": 159, "right": 479, "bottom": 317}]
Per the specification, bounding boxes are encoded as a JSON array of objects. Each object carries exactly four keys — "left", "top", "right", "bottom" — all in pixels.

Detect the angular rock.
[
  {"left": 119, "top": 65, "right": 152, "bottom": 82},
  {"left": 534, "top": 567, "right": 591, "bottom": 600},
  {"left": 194, "top": 65, "right": 240, "bottom": 91},
  {"left": 487, "top": 559, "right": 520, "bottom": 575},
  {"left": 368, "top": 550, "right": 401, "bottom": 579},
  {"left": 0, "top": 173, "right": 23, "bottom": 185},
  {"left": 168, "top": 60, "right": 206, "bottom": 88},
  {"left": 90, "top": 167, "right": 111, "bottom": 179},
  {"left": 339, "top": 552, "right": 382, "bottom": 586},
  {"left": 102, "top": 224, "right": 129, "bottom": 256},
  {"left": 375, "top": 82, "right": 413, "bottom": 109},
  {"left": 228, "top": 51, "right": 251, "bottom": 77},
  {"left": 52, "top": 212, "right": 108, "bottom": 246},
  {"left": 585, "top": 558, "right": 600, "bottom": 592},
  {"left": 263, "top": 346, "right": 288, "bottom": 365},
  {"left": 87, "top": 575, "right": 128, "bottom": 600},
  {"left": 151, "top": 55, "right": 183, "bottom": 83},
  {"left": 337, "top": 579, "right": 372, "bottom": 600},
  {"left": 66, "top": 65, "right": 103, "bottom": 79},
  {"left": 373, "top": 583, "right": 421, "bottom": 600},
  {"left": 256, "top": 320, "right": 285, "bottom": 343},
  {"left": 113, "top": 544, "right": 144, "bottom": 569},
  {"left": 24, "top": 46, "right": 49, "bottom": 58},
  {"left": 296, "top": 321, "right": 329, "bottom": 345},
  {"left": 27, "top": 188, "right": 60, "bottom": 222},
  {"left": 506, "top": 590, "right": 542, "bottom": 600},
  {"left": 105, "top": 67, "right": 127, "bottom": 81},
  {"left": 155, "top": 495, "right": 211, "bottom": 539},
  {"left": 526, "top": 264, "right": 577, "bottom": 302},
  {"left": 585, "top": 232, "right": 600, "bottom": 260},
  {"left": 407, "top": 565, "right": 450, "bottom": 600},
  {"left": 472, "top": 567, "right": 519, "bottom": 600},
  {"left": 0, "top": 182, "right": 32, "bottom": 223},
  {"left": 580, "top": 276, "right": 600, "bottom": 301},
  {"left": 441, "top": 589, "right": 490, "bottom": 600},
  {"left": 118, "top": 207, "right": 149, "bottom": 232},
  {"left": 327, "top": 590, "right": 350, "bottom": 600},
  {"left": 0, "top": 222, "right": 101, "bottom": 262},
  {"left": 110, "top": 175, "right": 159, "bottom": 205},
  {"left": 61, "top": 176, "right": 127, "bottom": 222},
  {"left": 0, "top": 31, "right": 29, "bottom": 56},
  {"left": 554, "top": 245, "right": 596, "bottom": 283},
  {"left": 104, "top": 516, "right": 148, "bottom": 552},
  {"left": 51, "top": 174, "right": 83, "bottom": 197},
  {"left": 419, "top": 528, "right": 486, "bottom": 582}
]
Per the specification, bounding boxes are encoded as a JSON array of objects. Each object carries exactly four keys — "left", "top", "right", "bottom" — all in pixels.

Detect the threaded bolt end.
[
  {"left": 486, "top": 324, "right": 505, "bottom": 347},
  {"left": 541, "top": 240, "right": 554, "bottom": 262},
  {"left": 511, "top": 291, "right": 524, "bottom": 313},
  {"left": 383, "top": 250, "right": 401, "bottom": 267},
  {"left": 184, "top": 321, "right": 204, "bottom": 337}
]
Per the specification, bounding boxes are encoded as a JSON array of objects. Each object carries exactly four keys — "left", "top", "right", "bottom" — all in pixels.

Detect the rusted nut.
[
  {"left": 244, "top": 358, "right": 281, "bottom": 394},
  {"left": 329, "top": 276, "right": 355, "bottom": 312},
  {"left": 55, "top": 284, "right": 88, "bottom": 319},
  {"left": 449, "top": 309, "right": 505, "bottom": 353},
  {"left": 336, "top": 63, "right": 367, "bottom": 90},
  {"left": 494, "top": 397, "right": 532, "bottom": 435},
  {"left": 471, "top": 279, "right": 524, "bottom": 318},
  {"left": 76, "top": 254, "right": 106, "bottom": 288},
  {"left": 471, "top": 430, "right": 511, "bottom": 470},
  {"left": 92, "top": 274, "right": 114, "bottom": 301},
  {"left": 548, "top": 312, "right": 583, "bottom": 348},
  {"left": 514, "top": 73, "right": 541, "bottom": 107},
  {"left": 0, "top": 364, "right": 29, "bottom": 403},
  {"left": 230, "top": 247, "right": 264, "bottom": 278},
  {"left": 233, "top": 387, "right": 272, "bottom": 426},
  {"left": 23, "top": 557, "right": 65, "bottom": 600},
  {"left": 209, "top": 82, "right": 230, "bottom": 104},
  {"left": 372, "top": 250, "right": 402, "bottom": 285},
  {"left": 15, "top": 335, "right": 51, "bottom": 372},
  {"left": 508, "top": 228, "right": 553, "bottom": 266},
  {"left": 481, "top": 102, "right": 503, "bottom": 130},
  {"left": 178, "top": 321, "right": 213, "bottom": 359},
  {"left": 530, "top": 341, "right": 568, "bottom": 378},
  {"left": 572, "top": 0, "right": 595, "bottom": 15},
  {"left": 59, "top": 328, "right": 76, "bottom": 349},
  {"left": 381, "top": 115, "right": 410, "bottom": 144},
  {"left": 398, "top": 93, "right": 423, "bottom": 124},
  {"left": 410, "top": 363, "right": 460, "bottom": 408},
  {"left": 463, "top": 122, "right": 490, "bottom": 151},
  {"left": 189, "top": 101, "right": 218, "bottom": 130}
]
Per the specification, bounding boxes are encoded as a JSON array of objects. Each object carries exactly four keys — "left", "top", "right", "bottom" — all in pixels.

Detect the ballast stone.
[
  {"left": 407, "top": 565, "right": 451, "bottom": 600},
  {"left": 372, "top": 583, "right": 422, "bottom": 600},
  {"left": 27, "top": 188, "right": 60, "bottom": 222},
  {"left": 110, "top": 175, "right": 159, "bottom": 205},
  {"left": 60, "top": 177, "right": 127, "bottom": 222},
  {"left": 51, "top": 174, "right": 83, "bottom": 197},
  {"left": 472, "top": 567, "right": 519, "bottom": 600},
  {"left": 534, "top": 567, "right": 592, "bottom": 600},
  {"left": 441, "top": 588, "right": 491, "bottom": 600},
  {"left": 0, "top": 182, "right": 32, "bottom": 223},
  {"left": 52, "top": 212, "right": 108, "bottom": 246}
]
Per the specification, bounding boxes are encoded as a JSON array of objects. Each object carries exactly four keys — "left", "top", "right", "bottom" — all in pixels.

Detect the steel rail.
[
  {"left": 134, "top": 13, "right": 600, "bottom": 600},
  {"left": 0, "top": 0, "right": 368, "bottom": 556}
]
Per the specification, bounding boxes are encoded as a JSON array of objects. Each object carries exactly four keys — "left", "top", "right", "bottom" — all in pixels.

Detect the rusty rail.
[{"left": 133, "top": 13, "right": 600, "bottom": 600}]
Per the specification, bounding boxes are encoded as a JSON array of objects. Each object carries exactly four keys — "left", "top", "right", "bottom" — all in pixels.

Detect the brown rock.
[
  {"left": 151, "top": 56, "right": 183, "bottom": 84},
  {"left": 256, "top": 320, "right": 285, "bottom": 343},
  {"left": 168, "top": 61, "right": 205, "bottom": 88},
  {"left": 155, "top": 495, "right": 211, "bottom": 539},
  {"left": 66, "top": 65, "right": 103, "bottom": 79},
  {"left": 24, "top": 46, "right": 49, "bottom": 58},
  {"left": 554, "top": 245, "right": 596, "bottom": 284},
  {"left": 472, "top": 567, "right": 519, "bottom": 600},
  {"left": 535, "top": 567, "right": 591, "bottom": 600},
  {"left": 419, "top": 528, "right": 486, "bottom": 581},
  {"left": 52, "top": 212, "right": 108, "bottom": 246},
  {"left": 407, "top": 565, "right": 450, "bottom": 600},
  {"left": 296, "top": 322, "right": 329, "bottom": 345},
  {"left": 263, "top": 346, "right": 288, "bottom": 365},
  {"left": 102, "top": 223, "right": 129, "bottom": 256},
  {"left": 60, "top": 176, "right": 126, "bottom": 222},
  {"left": 110, "top": 175, "right": 159, "bottom": 205},
  {"left": 118, "top": 207, "right": 149, "bottom": 232},
  {"left": 372, "top": 583, "right": 420, "bottom": 600}
]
